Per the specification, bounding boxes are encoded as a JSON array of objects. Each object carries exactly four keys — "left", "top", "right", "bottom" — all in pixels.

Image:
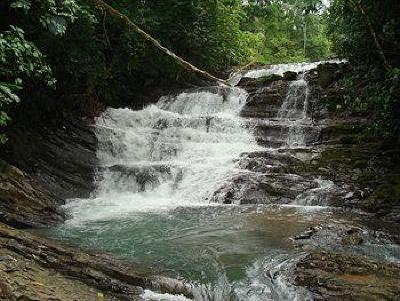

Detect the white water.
[
  {"left": 242, "top": 59, "right": 346, "bottom": 80},
  {"left": 65, "top": 87, "right": 263, "bottom": 224},
  {"left": 233, "top": 253, "right": 313, "bottom": 301},
  {"left": 277, "top": 75, "right": 312, "bottom": 148},
  {"left": 142, "top": 290, "right": 192, "bottom": 301},
  {"left": 278, "top": 77, "right": 309, "bottom": 120}
]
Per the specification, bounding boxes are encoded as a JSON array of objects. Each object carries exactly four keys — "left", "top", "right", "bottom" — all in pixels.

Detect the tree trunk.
[
  {"left": 89, "top": 0, "right": 226, "bottom": 84},
  {"left": 353, "top": 0, "right": 392, "bottom": 71}
]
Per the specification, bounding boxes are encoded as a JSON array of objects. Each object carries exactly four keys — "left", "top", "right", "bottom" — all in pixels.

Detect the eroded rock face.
[
  {"left": 293, "top": 251, "right": 400, "bottom": 301},
  {"left": 0, "top": 118, "right": 98, "bottom": 199},
  {"left": 0, "top": 160, "right": 65, "bottom": 228}
]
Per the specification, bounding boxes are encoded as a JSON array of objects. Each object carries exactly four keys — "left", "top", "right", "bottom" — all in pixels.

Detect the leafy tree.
[
  {"left": 327, "top": 0, "right": 400, "bottom": 134},
  {"left": 242, "top": 0, "right": 332, "bottom": 63},
  {"left": 0, "top": 26, "right": 55, "bottom": 143},
  {"left": 0, "top": 0, "right": 334, "bottom": 143}
]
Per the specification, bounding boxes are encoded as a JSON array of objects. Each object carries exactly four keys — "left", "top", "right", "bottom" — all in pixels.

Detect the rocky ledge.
[
  {"left": 0, "top": 117, "right": 98, "bottom": 199},
  {"left": 0, "top": 160, "right": 65, "bottom": 228},
  {"left": 0, "top": 223, "right": 194, "bottom": 301},
  {"left": 293, "top": 251, "right": 400, "bottom": 301}
]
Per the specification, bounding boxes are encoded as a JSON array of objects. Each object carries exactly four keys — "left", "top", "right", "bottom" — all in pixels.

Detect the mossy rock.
[
  {"left": 317, "top": 63, "right": 344, "bottom": 88},
  {"left": 238, "top": 74, "right": 283, "bottom": 88},
  {"left": 283, "top": 71, "right": 297, "bottom": 81},
  {"left": 257, "top": 74, "right": 284, "bottom": 85}
]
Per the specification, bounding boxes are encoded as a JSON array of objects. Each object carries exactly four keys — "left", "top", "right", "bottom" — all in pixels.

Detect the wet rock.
[
  {"left": 292, "top": 220, "right": 400, "bottom": 264},
  {"left": 0, "top": 160, "right": 65, "bottom": 228},
  {"left": 210, "top": 172, "right": 318, "bottom": 205},
  {"left": 293, "top": 227, "right": 318, "bottom": 240},
  {"left": 240, "top": 81, "right": 289, "bottom": 118},
  {"left": 319, "top": 122, "right": 366, "bottom": 145},
  {"left": 283, "top": 71, "right": 298, "bottom": 81},
  {"left": 237, "top": 74, "right": 284, "bottom": 89},
  {"left": 103, "top": 164, "right": 175, "bottom": 193},
  {"left": 0, "top": 223, "right": 195, "bottom": 301},
  {"left": 316, "top": 62, "right": 348, "bottom": 88},
  {"left": 293, "top": 251, "right": 400, "bottom": 301},
  {"left": 0, "top": 118, "right": 98, "bottom": 199}
]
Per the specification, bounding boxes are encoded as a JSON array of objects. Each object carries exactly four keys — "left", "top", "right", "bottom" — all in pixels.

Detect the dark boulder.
[
  {"left": 0, "top": 118, "right": 98, "bottom": 199},
  {"left": 283, "top": 71, "right": 298, "bottom": 81}
]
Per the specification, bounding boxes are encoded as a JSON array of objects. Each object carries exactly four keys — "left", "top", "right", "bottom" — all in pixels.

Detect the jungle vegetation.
[{"left": 0, "top": 0, "right": 399, "bottom": 141}]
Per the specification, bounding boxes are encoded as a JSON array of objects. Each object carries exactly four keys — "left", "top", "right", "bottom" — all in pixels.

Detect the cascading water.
[
  {"left": 277, "top": 76, "right": 309, "bottom": 120},
  {"left": 276, "top": 74, "right": 312, "bottom": 148},
  {"left": 65, "top": 87, "right": 261, "bottom": 223},
  {"left": 241, "top": 59, "right": 347, "bottom": 81},
  {"left": 43, "top": 60, "right": 399, "bottom": 301}
]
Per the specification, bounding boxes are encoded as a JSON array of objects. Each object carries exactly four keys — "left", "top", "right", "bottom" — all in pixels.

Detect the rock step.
[{"left": 97, "top": 164, "right": 178, "bottom": 193}]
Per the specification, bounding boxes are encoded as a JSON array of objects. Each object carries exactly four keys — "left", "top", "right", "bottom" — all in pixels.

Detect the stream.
[{"left": 43, "top": 62, "right": 400, "bottom": 300}]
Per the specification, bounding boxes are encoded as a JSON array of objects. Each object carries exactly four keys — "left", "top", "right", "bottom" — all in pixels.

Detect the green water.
[{"left": 43, "top": 205, "right": 333, "bottom": 286}]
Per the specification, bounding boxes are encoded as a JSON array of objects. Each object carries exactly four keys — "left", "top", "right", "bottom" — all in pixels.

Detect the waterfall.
[
  {"left": 52, "top": 61, "right": 375, "bottom": 301},
  {"left": 65, "top": 87, "right": 262, "bottom": 223},
  {"left": 277, "top": 74, "right": 311, "bottom": 148},
  {"left": 242, "top": 59, "right": 346, "bottom": 80},
  {"left": 277, "top": 77, "right": 309, "bottom": 120}
]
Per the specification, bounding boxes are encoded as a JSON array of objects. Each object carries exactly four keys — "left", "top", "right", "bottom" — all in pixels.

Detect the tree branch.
[
  {"left": 353, "top": 0, "right": 392, "bottom": 71},
  {"left": 88, "top": 0, "right": 226, "bottom": 84}
]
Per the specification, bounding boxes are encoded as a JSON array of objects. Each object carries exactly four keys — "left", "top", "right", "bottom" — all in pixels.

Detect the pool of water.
[{"left": 41, "top": 205, "right": 337, "bottom": 299}]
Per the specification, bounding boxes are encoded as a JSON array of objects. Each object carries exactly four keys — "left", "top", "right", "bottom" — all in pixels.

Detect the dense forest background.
[{"left": 0, "top": 0, "right": 399, "bottom": 142}]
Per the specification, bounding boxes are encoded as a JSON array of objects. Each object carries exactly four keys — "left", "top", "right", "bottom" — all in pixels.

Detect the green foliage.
[
  {"left": 0, "top": 0, "right": 334, "bottom": 143},
  {"left": 11, "top": 0, "right": 95, "bottom": 35},
  {"left": 328, "top": 0, "right": 400, "bottom": 67},
  {"left": 327, "top": 0, "right": 400, "bottom": 135},
  {"left": 0, "top": 25, "right": 55, "bottom": 142},
  {"left": 242, "top": 0, "right": 333, "bottom": 64}
]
